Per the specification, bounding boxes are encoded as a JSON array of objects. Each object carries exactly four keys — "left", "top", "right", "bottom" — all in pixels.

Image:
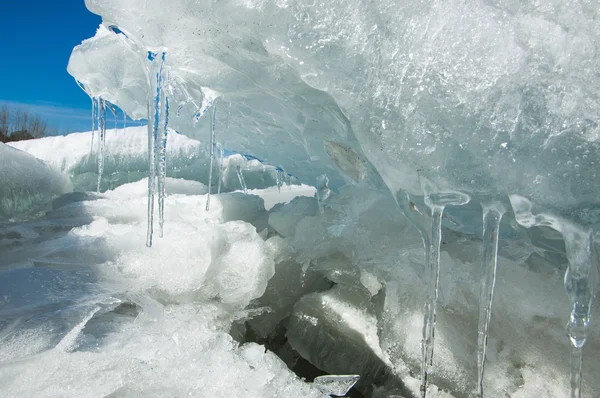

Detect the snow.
[{"left": 0, "top": 143, "right": 71, "bottom": 222}]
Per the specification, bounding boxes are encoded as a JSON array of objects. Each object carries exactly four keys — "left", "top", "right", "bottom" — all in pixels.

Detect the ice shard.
[
  {"left": 476, "top": 201, "right": 506, "bottom": 397},
  {"left": 96, "top": 97, "right": 106, "bottom": 193},
  {"left": 206, "top": 102, "right": 217, "bottom": 211}
]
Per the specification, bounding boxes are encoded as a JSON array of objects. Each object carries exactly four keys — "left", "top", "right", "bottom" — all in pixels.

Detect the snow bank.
[{"left": 0, "top": 143, "right": 71, "bottom": 221}]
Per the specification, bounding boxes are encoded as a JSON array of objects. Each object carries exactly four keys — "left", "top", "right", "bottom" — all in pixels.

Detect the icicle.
[
  {"left": 418, "top": 178, "right": 470, "bottom": 398},
  {"left": 146, "top": 50, "right": 166, "bottom": 247},
  {"left": 236, "top": 165, "right": 248, "bottom": 194},
  {"left": 563, "top": 227, "right": 593, "bottom": 398},
  {"left": 217, "top": 142, "right": 224, "bottom": 194},
  {"left": 508, "top": 195, "right": 595, "bottom": 398},
  {"left": 476, "top": 202, "right": 506, "bottom": 397},
  {"left": 123, "top": 112, "right": 126, "bottom": 134},
  {"left": 206, "top": 102, "right": 217, "bottom": 211},
  {"left": 96, "top": 97, "right": 106, "bottom": 193},
  {"left": 91, "top": 97, "right": 97, "bottom": 153},
  {"left": 157, "top": 65, "right": 169, "bottom": 238}
]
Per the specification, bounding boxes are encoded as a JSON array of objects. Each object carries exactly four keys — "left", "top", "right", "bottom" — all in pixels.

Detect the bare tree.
[{"left": 0, "top": 104, "right": 53, "bottom": 142}]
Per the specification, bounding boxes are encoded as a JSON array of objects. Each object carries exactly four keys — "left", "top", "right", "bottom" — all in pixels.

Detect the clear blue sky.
[{"left": 0, "top": 1, "right": 102, "bottom": 133}]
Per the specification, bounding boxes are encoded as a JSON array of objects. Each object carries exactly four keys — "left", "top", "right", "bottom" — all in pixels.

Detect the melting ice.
[{"left": 1, "top": 0, "right": 600, "bottom": 397}]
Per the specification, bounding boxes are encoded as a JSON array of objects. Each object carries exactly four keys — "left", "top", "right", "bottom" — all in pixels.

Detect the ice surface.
[
  {"left": 4, "top": 0, "right": 600, "bottom": 396},
  {"left": 0, "top": 143, "right": 71, "bottom": 221}
]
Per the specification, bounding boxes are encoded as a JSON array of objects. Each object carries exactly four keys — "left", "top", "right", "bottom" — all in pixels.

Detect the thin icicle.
[
  {"left": 123, "top": 112, "right": 127, "bottom": 134},
  {"left": 418, "top": 178, "right": 470, "bottom": 398},
  {"left": 146, "top": 50, "right": 166, "bottom": 247},
  {"left": 96, "top": 97, "right": 106, "bottom": 193},
  {"left": 157, "top": 67, "right": 169, "bottom": 238},
  {"left": 206, "top": 102, "right": 217, "bottom": 211},
  {"left": 236, "top": 165, "right": 248, "bottom": 194},
  {"left": 563, "top": 228, "right": 594, "bottom": 398},
  {"left": 217, "top": 142, "right": 224, "bottom": 194},
  {"left": 91, "top": 97, "right": 97, "bottom": 153},
  {"left": 476, "top": 202, "right": 506, "bottom": 397}
]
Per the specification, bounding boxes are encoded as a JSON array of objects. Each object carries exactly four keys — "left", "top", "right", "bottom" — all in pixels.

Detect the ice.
[
  {"left": 313, "top": 374, "right": 360, "bottom": 396},
  {"left": 0, "top": 143, "right": 71, "bottom": 222},
  {"left": 268, "top": 196, "right": 319, "bottom": 237},
  {"left": 2, "top": 0, "right": 599, "bottom": 396},
  {"left": 96, "top": 97, "right": 106, "bottom": 193},
  {"left": 206, "top": 102, "right": 217, "bottom": 211},
  {"left": 477, "top": 202, "right": 506, "bottom": 396}
]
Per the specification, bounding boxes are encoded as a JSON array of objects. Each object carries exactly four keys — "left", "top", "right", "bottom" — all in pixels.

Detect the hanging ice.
[
  {"left": 403, "top": 177, "right": 470, "bottom": 398},
  {"left": 146, "top": 50, "right": 167, "bottom": 247},
  {"left": 217, "top": 142, "right": 224, "bottom": 194},
  {"left": 157, "top": 69, "right": 169, "bottom": 238},
  {"left": 509, "top": 195, "right": 595, "bottom": 398},
  {"left": 90, "top": 96, "right": 97, "bottom": 153},
  {"left": 206, "top": 101, "right": 217, "bottom": 211},
  {"left": 96, "top": 97, "right": 106, "bottom": 193},
  {"left": 476, "top": 201, "right": 506, "bottom": 397}
]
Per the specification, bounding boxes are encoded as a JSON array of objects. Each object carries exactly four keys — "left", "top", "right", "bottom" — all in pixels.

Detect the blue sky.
[{"left": 0, "top": 1, "right": 104, "bottom": 133}]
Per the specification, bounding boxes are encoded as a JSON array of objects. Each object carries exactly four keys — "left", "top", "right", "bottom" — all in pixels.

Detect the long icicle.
[
  {"left": 217, "top": 142, "right": 224, "bottom": 194},
  {"left": 91, "top": 97, "right": 97, "bottom": 153},
  {"left": 206, "top": 101, "right": 217, "bottom": 211},
  {"left": 146, "top": 51, "right": 166, "bottom": 247},
  {"left": 96, "top": 97, "right": 106, "bottom": 193},
  {"left": 476, "top": 202, "right": 506, "bottom": 397},
  {"left": 563, "top": 227, "right": 594, "bottom": 398},
  {"left": 420, "top": 203, "right": 443, "bottom": 397},
  {"left": 419, "top": 179, "right": 470, "bottom": 398},
  {"left": 158, "top": 61, "right": 169, "bottom": 238}
]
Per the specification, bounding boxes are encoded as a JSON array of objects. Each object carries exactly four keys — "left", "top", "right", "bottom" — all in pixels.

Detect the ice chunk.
[
  {"left": 268, "top": 196, "right": 319, "bottom": 237},
  {"left": 313, "top": 374, "right": 360, "bottom": 396},
  {"left": 287, "top": 284, "right": 411, "bottom": 397},
  {"left": 205, "top": 221, "right": 275, "bottom": 307}
]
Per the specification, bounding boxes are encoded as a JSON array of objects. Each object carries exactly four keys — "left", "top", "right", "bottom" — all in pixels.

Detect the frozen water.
[
  {"left": 313, "top": 374, "right": 360, "bottom": 396},
  {"left": 2, "top": 0, "right": 600, "bottom": 396}
]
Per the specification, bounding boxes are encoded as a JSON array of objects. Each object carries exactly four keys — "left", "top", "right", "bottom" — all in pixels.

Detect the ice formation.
[{"left": 0, "top": 0, "right": 599, "bottom": 397}]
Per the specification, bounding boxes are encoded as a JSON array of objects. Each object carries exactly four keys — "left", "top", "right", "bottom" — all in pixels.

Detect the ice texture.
[
  {"left": 8, "top": 0, "right": 598, "bottom": 396},
  {"left": 0, "top": 143, "right": 71, "bottom": 221}
]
